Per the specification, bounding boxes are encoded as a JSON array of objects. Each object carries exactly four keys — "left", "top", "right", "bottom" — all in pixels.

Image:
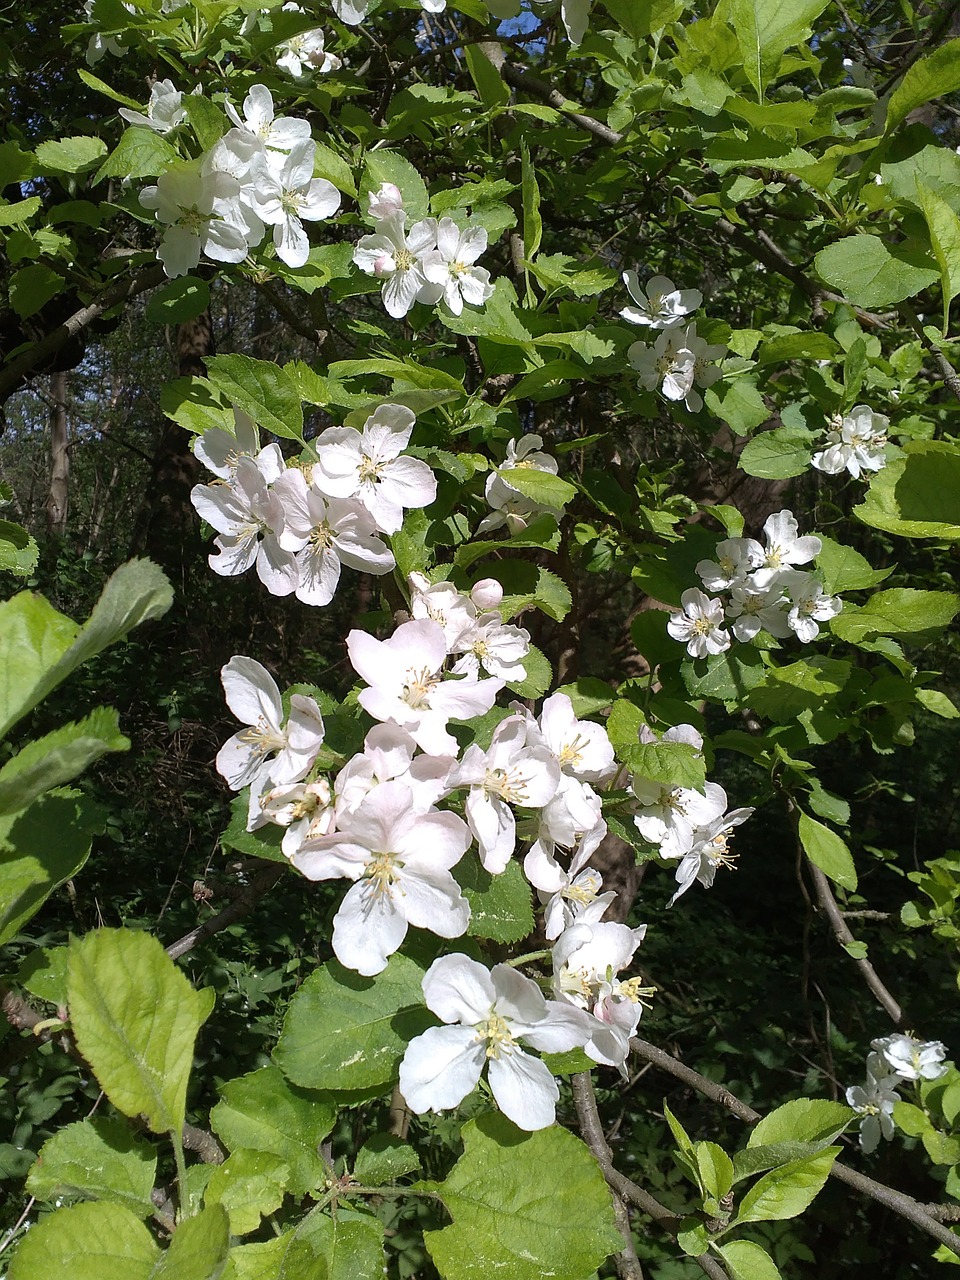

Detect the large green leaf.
[
  {"left": 855, "top": 441, "right": 960, "bottom": 539},
  {"left": 210, "top": 1065, "right": 337, "bottom": 1196},
  {"left": 0, "top": 707, "right": 129, "bottom": 815},
  {"left": 0, "top": 518, "right": 39, "bottom": 576},
  {"left": 830, "top": 588, "right": 959, "bottom": 643},
  {"left": 425, "top": 1114, "right": 622, "bottom": 1280},
  {"left": 717, "top": 1240, "right": 783, "bottom": 1280},
  {"left": 7, "top": 1201, "right": 160, "bottom": 1279},
  {"left": 886, "top": 38, "right": 960, "bottom": 134},
  {"left": 916, "top": 182, "right": 960, "bottom": 334},
  {"left": 94, "top": 127, "right": 179, "bottom": 182},
  {"left": 0, "top": 790, "right": 104, "bottom": 947},
  {"left": 454, "top": 856, "right": 535, "bottom": 944},
  {"left": 67, "top": 928, "right": 214, "bottom": 1136},
  {"left": 204, "top": 355, "right": 304, "bottom": 442},
  {"left": 733, "top": 1149, "right": 837, "bottom": 1224},
  {"left": 738, "top": 427, "right": 815, "bottom": 479},
  {"left": 815, "top": 536, "right": 891, "bottom": 594},
  {"left": 0, "top": 559, "right": 172, "bottom": 739},
  {"left": 814, "top": 234, "right": 938, "bottom": 307},
  {"left": 204, "top": 1151, "right": 289, "bottom": 1235},
  {"left": 35, "top": 136, "right": 107, "bottom": 175},
  {"left": 798, "top": 812, "right": 857, "bottom": 891},
  {"left": 748, "top": 1099, "right": 853, "bottom": 1148},
  {"left": 26, "top": 1119, "right": 156, "bottom": 1218},
  {"left": 297, "top": 1210, "right": 385, "bottom": 1280},
  {"left": 152, "top": 1205, "right": 230, "bottom": 1280},
  {"left": 274, "top": 954, "right": 428, "bottom": 1091},
  {"left": 725, "top": 0, "right": 830, "bottom": 97}
]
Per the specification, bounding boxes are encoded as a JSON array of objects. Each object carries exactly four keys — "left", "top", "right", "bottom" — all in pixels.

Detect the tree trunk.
[
  {"left": 45, "top": 370, "right": 69, "bottom": 537},
  {"left": 129, "top": 311, "right": 213, "bottom": 579}
]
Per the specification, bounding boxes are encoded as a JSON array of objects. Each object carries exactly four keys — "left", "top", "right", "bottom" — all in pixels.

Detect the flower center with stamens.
[
  {"left": 394, "top": 246, "right": 416, "bottom": 272},
  {"left": 358, "top": 453, "right": 383, "bottom": 484},
  {"left": 402, "top": 666, "right": 439, "bottom": 709},
  {"left": 484, "top": 766, "right": 529, "bottom": 804},
  {"left": 363, "top": 850, "right": 401, "bottom": 898},
  {"left": 706, "top": 832, "right": 738, "bottom": 870},
  {"left": 476, "top": 1011, "right": 515, "bottom": 1059},
  {"left": 616, "top": 976, "right": 657, "bottom": 1006},
  {"left": 691, "top": 614, "right": 716, "bottom": 636},
  {"left": 239, "top": 716, "right": 286, "bottom": 759},
  {"left": 309, "top": 520, "right": 333, "bottom": 552},
  {"left": 563, "top": 875, "right": 600, "bottom": 905},
  {"left": 281, "top": 189, "right": 305, "bottom": 215},
  {"left": 558, "top": 733, "right": 587, "bottom": 769}
]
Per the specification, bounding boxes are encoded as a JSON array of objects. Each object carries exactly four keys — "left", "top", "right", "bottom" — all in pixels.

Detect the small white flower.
[
  {"left": 450, "top": 613, "right": 531, "bottom": 682},
  {"left": 224, "top": 83, "right": 311, "bottom": 155},
  {"left": 665, "top": 806, "right": 753, "bottom": 907},
  {"left": 667, "top": 588, "right": 731, "bottom": 658},
  {"left": 696, "top": 537, "right": 764, "bottom": 592},
  {"left": 479, "top": 434, "right": 561, "bottom": 535},
  {"left": 872, "top": 1033, "right": 949, "bottom": 1081},
  {"left": 421, "top": 218, "right": 494, "bottom": 317},
  {"left": 812, "top": 405, "right": 888, "bottom": 479},
  {"left": 353, "top": 212, "right": 442, "bottom": 319},
  {"left": 119, "top": 79, "right": 186, "bottom": 133},
  {"left": 140, "top": 160, "right": 250, "bottom": 277},
  {"left": 367, "top": 182, "right": 405, "bottom": 221},
  {"left": 725, "top": 582, "right": 792, "bottom": 642},
  {"left": 628, "top": 328, "right": 696, "bottom": 404},
  {"left": 782, "top": 572, "right": 842, "bottom": 644},
  {"left": 251, "top": 141, "right": 341, "bottom": 268},
  {"left": 215, "top": 655, "right": 325, "bottom": 792},
  {"left": 276, "top": 11, "right": 342, "bottom": 76},
  {"left": 399, "top": 954, "right": 594, "bottom": 1130},
  {"left": 846, "top": 1051, "right": 900, "bottom": 1154},
  {"left": 620, "top": 272, "right": 702, "bottom": 329},
  {"left": 751, "top": 509, "right": 821, "bottom": 588}
]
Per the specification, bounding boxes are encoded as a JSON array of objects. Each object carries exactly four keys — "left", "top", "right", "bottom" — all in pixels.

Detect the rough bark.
[{"left": 45, "top": 369, "right": 69, "bottom": 537}]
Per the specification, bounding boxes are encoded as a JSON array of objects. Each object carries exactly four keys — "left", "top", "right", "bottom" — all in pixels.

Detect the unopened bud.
[{"left": 471, "top": 578, "right": 503, "bottom": 609}]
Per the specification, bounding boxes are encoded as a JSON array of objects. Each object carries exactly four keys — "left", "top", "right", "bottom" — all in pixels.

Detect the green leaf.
[
  {"left": 693, "top": 1140, "right": 734, "bottom": 1200},
  {"left": 0, "top": 707, "right": 129, "bottom": 815},
  {"left": 892, "top": 1100, "right": 932, "bottom": 1137},
  {"left": 703, "top": 378, "right": 769, "bottom": 434},
  {"left": 146, "top": 276, "right": 211, "bottom": 325},
  {"left": 923, "top": 1129, "right": 960, "bottom": 1165},
  {"left": 731, "top": 1140, "right": 826, "bottom": 1183},
  {"left": 67, "top": 928, "right": 213, "bottom": 1136},
  {"left": 159, "top": 376, "right": 233, "bottom": 436},
  {"left": 725, "top": 0, "right": 830, "bottom": 97},
  {"left": 814, "top": 235, "right": 938, "bottom": 308},
  {"left": 738, "top": 426, "right": 815, "bottom": 478},
  {"left": 312, "top": 143, "right": 357, "bottom": 197},
  {"left": 0, "top": 518, "right": 39, "bottom": 576},
  {"left": 841, "top": 335, "right": 868, "bottom": 410},
  {"left": 182, "top": 94, "right": 226, "bottom": 150},
  {"left": 77, "top": 68, "right": 141, "bottom": 109},
  {"left": 204, "top": 1151, "right": 288, "bottom": 1235},
  {"left": 464, "top": 43, "right": 510, "bottom": 109},
  {"left": 915, "top": 182, "right": 960, "bottom": 335},
  {"left": 19, "top": 944, "right": 69, "bottom": 1005},
  {"left": 94, "top": 127, "right": 179, "bottom": 182},
  {"left": 618, "top": 741, "right": 707, "bottom": 790},
  {"left": 553, "top": 678, "right": 616, "bottom": 717},
  {"left": 26, "top": 1118, "right": 156, "bottom": 1217},
  {"left": 152, "top": 1205, "right": 230, "bottom": 1280},
  {"left": 748, "top": 1099, "right": 853, "bottom": 1148},
  {"left": 0, "top": 790, "right": 104, "bottom": 947},
  {"left": 7, "top": 1201, "right": 160, "bottom": 1279},
  {"left": 754, "top": 332, "right": 838, "bottom": 364},
  {"left": 425, "top": 1114, "right": 623, "bottom": 1280},
  {"left": 749, "top": 657, "right": 851, "bottom": 722},
  {"left": 815, "top": 536, "right": 891, "bottom": 594},
  {"left": 521, "top": 140, "right": 542, "bottom": 264},
  {"left": 831, "top": 588, "right": 959, "bottom": 643},
  {"left": 274, "top": 954, "right": 428, "bottom": 1092},
  {"left": 733, "top": 1148, "right": 837, "bottom": 1224},
  {"left": 204, "top": 354, "right": 304, "bottom": 442},
  {"left": 455, "top": 856, "right": 534, "bottom": 944},
  {"left": 298, "top": 1209, "right": 385, "bottom": 1280},
  {"left": 354, "top": 1134, "right": 420, "bottom": 1185},
  {"left": 36, "top": 136, "right": 107, "bottom": 175},
  {"left": 0, "top": 197, "right": 42, "bottom": 227},
  {"left": 454, "top": 515, "right": 560, "bottom": 570},
  {"left": 717, "top": 1239, "right": 783, "bottom": 1280},
  {"left": 210, "top": 1065, "right": 336, "bottom": 1197},
  {"left": 220, "top": 793, "right": 287, "bottom": 863},
  {"left": 798, "top": 811, "right": 857, "bottom": 891},
  {"left": 498, "top": 467, "right": 576, "bottom": 510},
  {"left": 505, "top": 642, "right": 552, "bottom": 699},
  {"left": 0, "top": 560, "right": 171, "bottom": 739},
  {"left": 855, "top": 440, "right": 960, "bottom": 539},
  {"left": 916, "top": 688, "right": 960, "bottom": 719},
  {"left": 602, "top": 0, "right": 684, "bottom": 38},
  {"left": 681, "top": 647, "right": 767, "bottom": 703},
  {"left": 9, "top": 264, "right": 64, "bottom": 319},
  {"left": 886, "top": 38, "right": 960, "bottom": 134}
]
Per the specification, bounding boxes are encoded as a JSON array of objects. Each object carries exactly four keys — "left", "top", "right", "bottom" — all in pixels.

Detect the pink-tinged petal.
[
  {"left": 422, "top": 954, "right": 496, "bottom": 1023},
  {"left": 332, "top": 880, "right": 409, "bottom": 975},
  {"left": 398, "top": 866, "right": 470, "bottom": 938},
  {"left": 488, "top": 1050, "right": 558, "bottom": 1130},
  {"left": 399, "top": 1024, "right": 485, "bottom": 1113}
]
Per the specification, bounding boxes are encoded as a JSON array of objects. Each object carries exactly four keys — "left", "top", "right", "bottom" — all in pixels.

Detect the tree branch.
[
  {"left": 898, "top": 301, "right": 960, "bottom": 404},
  {"left": 0, "top": 265, "right": 167, "bottom": 407},
  {"left": 571, "top": 1072, "right": 730, "bottom": 1280},
  {"left": 479, "top": 42, "right": 625, "bottom": 145},
  {"left": 165, "top": 863, "right": 286, "bottom": 961},
  {"left": 630, "top": 1038, "right": 960, "bottom": 1258}
]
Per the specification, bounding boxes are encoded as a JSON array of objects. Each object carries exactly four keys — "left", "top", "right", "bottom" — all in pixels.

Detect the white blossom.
[
  {"left": 812, "top": 406, "right": 889, "bottom": 479},
  {"left": 421, "top": 218, "right": 494, "bottom": 316},
  {"left": 664, "top": 806, "right": 753, "bottom": 907},
  {"left": 190, "top": 455, "right": 298, "bottom": 593},
  {"left": 667, "top": 588, "right": 731, "bottom": 658},
  {"left": 312, "top": 403, "right": 437, "bottom": 535},
  {"left": 119, "top": 79, "right": 186, "bottom": 133},
  {"left": 846, "top": 1051, "right": 900, "bottom": 1153},
  {"left": 276, "top": 7, "right": 342, "bottom": 76},
  {"left": 215, "top": 655, "right": 325, "bottom": 792},
  {"left": 140, "top": 160, "right": 249, "bottom": 278},
  {"left": 552, "top": 921, "right": 652, "bottom": 1071},
  {"left": 752, "top": 509, "right": 821, "bottom": 588},
  {"left": 628, "top": 328, "right": 696, "bottom": 404},
  {"left": 224, "top": 84, "right": 311, "bottom": 156},
  {"left": 353, "top": 212, "right": 441, "bottom": 319},
  {"left": 872, "top": 1033, "right": 949, "bottom": 1081},
  {"left": 399, "top": 954, "right": 594, "bottom": 1130},
  {"left": 251, "top": 141, "right": 341, "bottom": 268},
  {"left": 621, "top": 272, "right": 702, "bottom": 329},
  {"left": 291, "top": 782, "right": 471, "bottom": 975},
  {"left": 479, "top": 434, "right": 561, "bottom": 535},
  {"left": 782, "top": 572, "right": 842, "bottom": 643}
]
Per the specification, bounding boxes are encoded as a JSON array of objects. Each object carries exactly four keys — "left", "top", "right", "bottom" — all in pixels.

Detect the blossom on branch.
[{"left": 812, "top": 405, "right": 889, "bottom": 479}]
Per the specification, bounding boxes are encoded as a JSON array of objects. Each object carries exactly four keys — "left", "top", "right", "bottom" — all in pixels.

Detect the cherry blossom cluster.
[
  {"left": 846, "top": 1034, "right": 948, "bottom": 1153},
  {"left": 811, "top": 405, "right": 889, "bottom": 480},
  {"left": 189, "top": 404, "right": 433, "bottom": 604},
  {"left": 667, "top": 509, "right": 843, "bottom": 657},
  {"left": 136, "top": 83, "right": 340, "bottom": 277},
  {"left": 353, "top": 182, "right": 495, "bottom": 320},
  {"left": 621, "top": 273, "right": 726, "bottom": 413},
  {"left": 629, "top": 723, "right": 754, "bottom": 907},
  {"left": 212, "top": 630, "right": 665, "bottom": 1126},
  {"left": 480, "top": 434, "right": 561, "bottom": 535}
]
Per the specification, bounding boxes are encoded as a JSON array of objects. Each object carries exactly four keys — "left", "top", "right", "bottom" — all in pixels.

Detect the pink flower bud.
[
  {"left": 368, "top": 182, "right": 404, "bottom": 220},
  {"left": 471, "top": 578, "right": 503, "bottom": 609}
]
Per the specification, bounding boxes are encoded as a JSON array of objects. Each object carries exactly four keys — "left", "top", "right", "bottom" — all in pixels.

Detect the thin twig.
[
  {"left": 479, "top": 42, "right": 624, "bottom": 145},
  {"left": 165, "top": 863, "right": 286, "bottom": 961},
  {"left": 898, "top": 301, "right": 960, "bottom": 404}
]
